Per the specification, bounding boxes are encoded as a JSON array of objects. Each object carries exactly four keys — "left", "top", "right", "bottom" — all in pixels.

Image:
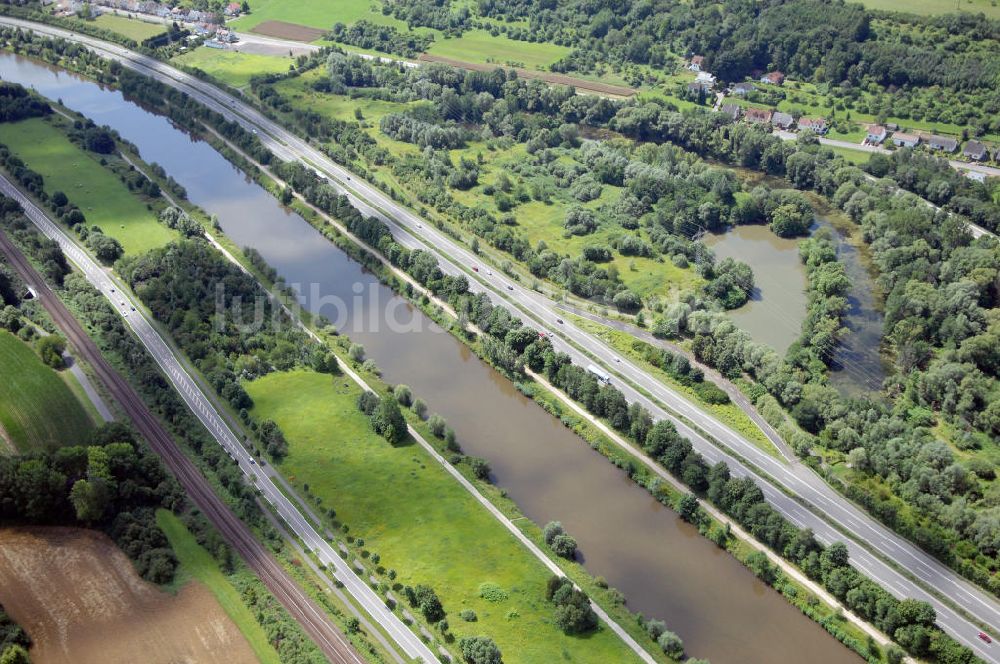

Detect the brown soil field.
[
  {"left": 417, "top": 54, "right": 637, "bottom": 97},
  {"left": 250, "top": 20, "right": 327, "bottom": 43},
  {"left": 0, "top": 527, "right": 258, "bottom": 664}
]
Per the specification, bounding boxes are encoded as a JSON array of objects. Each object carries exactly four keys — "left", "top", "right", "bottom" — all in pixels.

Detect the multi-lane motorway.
[
  {"left": 2, "top": 17, "right": 998, "bottom": 661},
  {"left": 0, "top": 170, "right": 439, "bottom": 662}
]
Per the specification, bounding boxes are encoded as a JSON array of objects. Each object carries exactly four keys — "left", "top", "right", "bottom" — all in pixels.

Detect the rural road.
[
  {"left": 3, "top": 18, "right": 998, "bottom": 662},
  {"left": 0, "top": 172, "right": 439, "bottom": 663}
]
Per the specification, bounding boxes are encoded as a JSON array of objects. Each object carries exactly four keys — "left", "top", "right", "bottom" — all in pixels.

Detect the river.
[{"left": 0, "top": 52, "right": 861, "bottom": 664}]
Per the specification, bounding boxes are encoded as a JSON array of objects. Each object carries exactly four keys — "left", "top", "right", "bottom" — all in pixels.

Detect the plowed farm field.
[{"left": 0, "top": 527, "right": 258, "bottom": 664}]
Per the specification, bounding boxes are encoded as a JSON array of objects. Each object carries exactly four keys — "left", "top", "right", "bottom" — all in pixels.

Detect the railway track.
[{"left": 0, "top": 224, "right": 366, "bottom": 664}]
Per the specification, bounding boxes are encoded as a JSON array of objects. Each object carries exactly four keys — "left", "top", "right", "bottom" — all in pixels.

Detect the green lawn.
[
  {"left": 0, "top": 330, "right": 94, "bottom": 452},
  {"left": 828, "top": 146, "right": 872, "bottom": 165},
  {"left": 0, "top": 118, "right": 176, "bottom": 256},
  {"left": 426, "top": 29, "right": 570, "bottom": 70},
  {"left": 156, "top": 510, "right": 282, "bottom": 664},
  {"left": 92, "top": 14, "right": 167, "bottom": 41},
  {"left": 245, "top": 370, "right": 644, "bottom": 664},
  {"left": 174, "top": 48, "right": 297, "bottom": 88}
]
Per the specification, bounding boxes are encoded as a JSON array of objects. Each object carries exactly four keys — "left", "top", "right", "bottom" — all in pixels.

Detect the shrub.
[
  {"left": 459, "top": 636, "right": 503, "bottom": 664},
  {"left": 657, "top": 630, "right": 684, "bottom": 658},
  {"left": 468, "top": 456, "right": 491, "bottom": 480}
]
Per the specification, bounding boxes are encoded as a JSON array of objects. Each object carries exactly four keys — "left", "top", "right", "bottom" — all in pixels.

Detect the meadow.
[
  {"left": 231, "top": 0, "right": 416, "bottom": 34},
  {"left": 174, "top": 48, "right": 297, "bottom": 88},
  {"left": 0, "top": 330, "right": 93, "bottom": 453},
  {"left": 425, "top": 29, "right": 570, "bottom": 69},
  {"left": 0, "top": 118, "right": 177, "bottom": 256},
  {"left": 245, "top": 369, "right": 648, "bottom": 664},
  {"left": 92, "top": 14, "right": 167, "bottom": 41},
  {"left": 855, "top": 0, "right": 1000, "bottom": 18}
]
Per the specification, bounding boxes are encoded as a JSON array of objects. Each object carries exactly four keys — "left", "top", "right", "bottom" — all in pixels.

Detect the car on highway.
[
  {"left": 472, "top": 266, "right": 479, "bottom": 272},
  {"left": 979, "top": 632, "right": 992, "bottom": 644},
  {"left": 556, "top": 318, "right": 564, "bottom": 324},
  {"left": 506, "top": 284, "right": 514, "bottom": 291}
]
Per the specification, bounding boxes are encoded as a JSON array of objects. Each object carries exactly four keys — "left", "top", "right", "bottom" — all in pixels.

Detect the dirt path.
[{"left": 0, "top": 527, "right": 257, "bottom": 664}]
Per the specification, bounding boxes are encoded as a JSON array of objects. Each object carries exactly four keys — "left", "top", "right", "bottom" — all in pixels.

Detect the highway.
[
  {"left": 0, "top": 187, "right": 371, "bottom": 664},
  {"left": 0, "top": 171, "right": 439, "bottom": 662},
  {"left": 2, "top": 17, "right": 997, "bottom": 661}
]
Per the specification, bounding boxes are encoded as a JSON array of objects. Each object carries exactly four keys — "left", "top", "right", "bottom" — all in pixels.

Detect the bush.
[
  {"left": 657, "top": 630, "right": 684, "bottom": 658},
  {"left": 36, "top": 335, "right": 66, "bottom": 369},
  {"left": 459, "top": 636, "right": 503, "bottom": 664},
  {"left": 459, "top": 609, "right": 478, "bottom": 622},
  {"left": 468, "top": 456, "right": 491, "bottom": 480},
  {"left": 429, "top": 414, "right": 447, "bottom": 437},
  {"left": 394, "top": 384, "right": 413, "bottom": 406},
  {"left": 547, "top": 576, "right": 597, "bottom": 635},
  {"left": 371, "top": 394, "right": 407, "bottom": 444},
  {"left": 550, "top": 533, "right": 578, "bottom": 559},
  {"left": 348, "top": 343, "right": 365, "bottom": 362}
]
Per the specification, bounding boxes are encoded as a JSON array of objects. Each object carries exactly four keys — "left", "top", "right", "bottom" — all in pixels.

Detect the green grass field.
[
  {"left": 853, "top": 0, "right": 1000, "bottom": 17},
  {"left": 245, "top": 370, "right": 645, "bottom": 664},
  {"left": 0, "top": 118, "right": 176, "bottom": 256},
  {"left": 0, "top": 330, "right": 94, "bottom": 452},
  {"left": 156, "top": 510, "right": 283, "bottom": 664},
  {"left": 426, "top": 29, "right": 570, "bottom": 69},
  {"left": 92, "top": 14, "right": 167, "bottom": 41},
  {"left": 174, "top": 48, "right": 297, "bottom": 88},
  {"left": 230, "top": 0, "right": 414, "bottom": 33}
]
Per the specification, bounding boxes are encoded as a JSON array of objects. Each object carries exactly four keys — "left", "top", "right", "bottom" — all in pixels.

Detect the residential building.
[
  {"left": 891, "top": 132, "right": 920, "bottom": 148},
  {"left": 797, "top": 117, "right": 827, "bottom": 134},
  {"left": 745, "top": 108, "right": 773, "bottom": 124},
  {"left": 720, "top": 103, "right": 741, "bottom": 120},
  {"left": 772, "top": 111, "right": 794, "bottom": 130},
  {"left": 928, "top": 135, "right": 958, "bottom": 152},
  {"left": 732, "top": 82, "right": 755, "bottom": 96},
  {"left": 866, "top": 125, "right": 887, "bottom": 144},
  {"left": 695, "top": 71, "right": 717, "bottom": 88},
  {"left": 963, "top": 140, "right": 988, "bottom": 161},
  {"left": 688, "top": 55, "right": 705, "bottom": 72},
  {"left": 760, "top": 71, "right": 785, "bottom": 85}
]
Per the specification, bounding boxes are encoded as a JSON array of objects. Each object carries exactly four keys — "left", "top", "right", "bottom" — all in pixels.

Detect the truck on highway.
[{"left": 587, "top": 364, "right": 611, "bottom": 385}]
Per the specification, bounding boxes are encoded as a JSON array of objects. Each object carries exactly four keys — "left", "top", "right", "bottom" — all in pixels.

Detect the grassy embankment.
[
  {"left": 245, "top": 369, "right": 656, "bottom": 664},
  {"left": 156, "top": 509, "right": 284, "bottom": 664},
  {"left": 567, "top": 315, "right": 782, "bottom": 458},
  {"left": 0, "top": 117, "right": 177, "bottom": 256},
  {"left": 0, "top": 329, "right": 94, "bottom": 452}
]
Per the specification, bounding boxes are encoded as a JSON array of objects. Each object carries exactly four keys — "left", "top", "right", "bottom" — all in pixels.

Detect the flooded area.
[
  {"left": 0, "top": 52, "right": 861, "bottom": 663},
  {"left": 704, "top": 216, "right": 886, "bottom": 393},
  {"left": 703, "top": 224, "right": 809, "bottom": 354}
]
